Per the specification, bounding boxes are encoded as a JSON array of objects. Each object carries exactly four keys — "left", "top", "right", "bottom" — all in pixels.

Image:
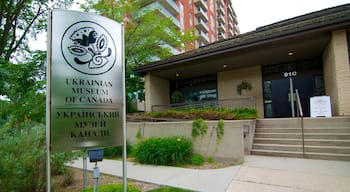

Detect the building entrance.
[{"left": 262, "top": 59, "right": 325, "bottom": 118}]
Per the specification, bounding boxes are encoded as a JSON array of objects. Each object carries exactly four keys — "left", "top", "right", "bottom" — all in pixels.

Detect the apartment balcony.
[
  {"left": 218, "top": 32, "right": 226, "bottom": 40},
  {"left": 196, "top": 30, "right": 209, "bottom": 44},
  {"left": 195, "top": 18, "right": 209, "bottom": 32},
  {"left": 194, "top": 0, "right": 208, "bottom": 11},
  {"left": 147, "top": 2, "right": 180, "bottom": 28},
  {"left": 217, "top": 13, "right": 225, "bottom": 23},
  {"left": 158, "top": 0, "right": 179, "bottom": 16},
  {"left": 217, "top": 23, "right": 225, "bottom": 33},
  {"left": 228, "top": 29, "right": 235, "bottom": 37},
  {"left": 216, "top": 0, "right": 224, "bottom": 7},
  {"left": 227, "top": 20, "right": 232, "bottom": 29},
  {"left": 195, "top": 7, "right": 208, "bottom": 21},
  {"left": 217, "top": 4, "right": 225, "bottom": 15}
]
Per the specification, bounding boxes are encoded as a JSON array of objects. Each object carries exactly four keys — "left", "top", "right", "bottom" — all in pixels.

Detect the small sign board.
[
  {"left": 48, "top": 10, "right": 124, "bottom": 151},
  {"left": 88, "top": 148, "right": 104, "bottom": 162},
  {"left": 310, "top": 96, "right": 332, "bottom": 117}
]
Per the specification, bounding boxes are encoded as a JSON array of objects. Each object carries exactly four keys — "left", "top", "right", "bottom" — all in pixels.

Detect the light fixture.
[
  {"left": 288, "top": 52, "right": 294, "bottom": 56},
  {"left": 175, "top": 73, "right": 180, "bottom": 77},
  {"left": 223, "top": 64, "right": 227, "bottom": 68}
]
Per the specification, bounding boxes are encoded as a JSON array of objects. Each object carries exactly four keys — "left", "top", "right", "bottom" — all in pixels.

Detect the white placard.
[{"left": 310, "top": 96, "right": 332, "bottom": 117}]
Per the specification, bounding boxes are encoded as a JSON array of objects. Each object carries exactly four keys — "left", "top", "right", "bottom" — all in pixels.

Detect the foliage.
[
  {"left": 148, "top": 187, "right": 193, "bottom": 192},
  {"left": 104, "top": 142, "right": 133, "bottom": 158},
  {"left": 0, "top": 123, "right": 78, "bottom": 192},
  {"left": 231, "top": 108, "right": 258, "bottom": 119},
  {"left": 133, "top": 136, "right": 192, "bottom": 165},
  {"left": 191, "top": 118, "right": 207, "bottom": 139},
  {"left": 0, "top": 124, "right": 45, "bottom": 191},
  {"left": 147, "top": 107, "right": 258, "bottom": 120},
  {"left": 216, "top": 119, "right": 224, "bottom": 143},
  {"left": 83, "top": 0, "right": 195, "bottom": 104},
  {"left": 236, "top": 81, "right": 253, "bottom": 95},
  {"left": 0, "top": 0, "right": 73, "bottom": 61},
  {"left": 81, "top": 183, "right": 141, "bottom": 192},
  {"left": 0, "top": 51, "right": 46, "bottom": 128},
  {"left": 190, "top": 154, "right": 204, "bottom": 166}
]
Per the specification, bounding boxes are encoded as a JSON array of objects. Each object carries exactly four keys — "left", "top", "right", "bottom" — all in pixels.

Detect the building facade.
[
  {"left": 134, "top": 4, "right": 350, "bottom": 118},
  {"left": 146, "top": 0, "right": 239, "bottom": 51}
]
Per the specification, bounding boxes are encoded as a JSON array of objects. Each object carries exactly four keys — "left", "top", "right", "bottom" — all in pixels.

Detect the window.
[{"left": 170, "top": 74, "right": 218, "bottom": 104}]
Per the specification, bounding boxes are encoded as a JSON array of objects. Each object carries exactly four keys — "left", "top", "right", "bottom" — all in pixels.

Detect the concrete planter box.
[{"left": 127, "top": 120, "right": 255, "bottom": 164}]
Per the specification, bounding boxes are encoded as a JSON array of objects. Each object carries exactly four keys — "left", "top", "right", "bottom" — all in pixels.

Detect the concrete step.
[
  {"left": 255, "top": 133, "right": 350, "bottom": 140},
  {"left": 251, "top": 149, "right": 303, "bottom": 158},
  {"left": 253, "top": 143, "right": 302, "bottom": 152},
  {"left": 253, "top": 138, "right": 302, "bottom": 145},
  {"left": 304, "top": 152, "right": 350, "bottom": 161},
  {"left": 253, "top": 144, "right": 350, "bottom": 154},
  {"left": 304, "top": 139, "right": 350, "bottom": 147},
  {"left": 253, "top": 138, "right": 350, "bottom": 147},
  {"left": 255, "top": 128, "right": 301, "bottom": 133},
  {"left": 251, "top": 149, "right": 350, "bottom": 161},
  {"left": 305, "top": 145, "right": 350, "bottom": 154},
  {"left": 257, "top": 117, "right": 350, "bottom": 129},
  {"left": 255, "top": 128, "right": 350, "bottom": 134}
]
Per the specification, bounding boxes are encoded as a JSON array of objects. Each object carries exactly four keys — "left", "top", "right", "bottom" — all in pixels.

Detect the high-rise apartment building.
[{"left": 145, "top": 0, "right": 239, "bottom": 51}]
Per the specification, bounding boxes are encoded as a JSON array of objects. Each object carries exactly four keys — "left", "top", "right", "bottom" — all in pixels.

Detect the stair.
[{"left": 251, "top": 117, "right": 350, "bottom": 161}]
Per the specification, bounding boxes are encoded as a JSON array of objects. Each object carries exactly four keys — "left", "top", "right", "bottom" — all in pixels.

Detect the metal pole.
[
  {"left": 83, "top": 151, "right": 88, "bottom": 189},
  {"left": 46, "top": 10, "right": 53, "bottom": 192},
  {"left": 122, "top": 23, "right": 127, "bottom": 192},
  {"left": 93, "top": 162, "right": 99, "bottom": 192},
  {"left": 289, "top": 78, "right": 295, "bottom": 117}
]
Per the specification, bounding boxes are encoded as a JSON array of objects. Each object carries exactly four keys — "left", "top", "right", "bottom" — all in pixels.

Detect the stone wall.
[{"left": 127, "top": 120, "right": 256, "bottom": 163}]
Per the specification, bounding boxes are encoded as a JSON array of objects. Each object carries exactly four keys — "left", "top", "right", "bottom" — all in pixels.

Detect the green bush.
[
  {"left": 104, "top": 141, "right": 133, "bottom": 158},
  {"left": 81, "top": 183, "right": 140, "bottom": 192},
  {"left": 133, "top": 136, "right": 192, "bottom": 165},
  {"left": 0, "top": 123, "right": 79, "bottom": 192},
  {"left": 0, "top": 124, "right": 46, "bottom": 191},
  {"left": 147, "top": 107, "right": 257, "bottom": 120},
  {"left": 190, "top": 154, "right": 204, "bottom": 165}
]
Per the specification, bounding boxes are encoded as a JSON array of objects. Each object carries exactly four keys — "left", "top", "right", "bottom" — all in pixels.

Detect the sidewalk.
[{"left": 67, "top": 155, "right": 350, "bottom": 192}]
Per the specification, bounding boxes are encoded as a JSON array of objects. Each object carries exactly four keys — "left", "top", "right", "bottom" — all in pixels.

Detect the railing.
[
  {"left": 295, "top": 89, "right": 305, "bottom": 156},
  {"left": 151, "top": 97, "right": 256, "bottom": 112}
]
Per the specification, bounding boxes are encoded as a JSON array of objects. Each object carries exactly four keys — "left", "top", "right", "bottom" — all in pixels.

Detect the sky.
[
  {"left": 231, "top": 0, "right": 350, "bottom": 33},
  {"left": 29, "top": 0, "right": 350, "bottom": 50}
]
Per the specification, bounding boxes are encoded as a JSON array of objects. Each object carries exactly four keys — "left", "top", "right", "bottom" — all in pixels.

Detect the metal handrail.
[
  {"left": 295, "top": 89, "right": 305, "bottom": 156},
  {"left": 151, "top": 97, "right": 256, "bottom": 112}
]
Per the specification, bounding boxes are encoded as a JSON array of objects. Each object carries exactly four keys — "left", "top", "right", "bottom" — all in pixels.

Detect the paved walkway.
[{"left": 67, "top": 155, "right": 350, "bottom": 192}]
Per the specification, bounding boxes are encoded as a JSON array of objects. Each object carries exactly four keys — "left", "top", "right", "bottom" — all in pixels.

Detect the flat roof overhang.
[{"left": 134, "top": 5, "right": 350, "bottom": 80}]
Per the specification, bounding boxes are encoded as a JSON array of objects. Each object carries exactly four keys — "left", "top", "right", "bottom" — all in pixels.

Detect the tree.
[
  {"left": 0, "top": 50, "right": 46, "bottom": 128},
  {"left": 0, "top": 0, "right": 73, "bottom": 61},
  {"left": 83, "top": 0, "right": 195, "bottom": 108}
]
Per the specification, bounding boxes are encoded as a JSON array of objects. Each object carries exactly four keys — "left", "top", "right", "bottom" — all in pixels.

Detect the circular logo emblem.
[{"left": 61, "top": 21, "right": 116, "bottom": 75}]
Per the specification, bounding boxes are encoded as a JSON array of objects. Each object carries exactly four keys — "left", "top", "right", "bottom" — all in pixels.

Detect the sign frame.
[
  {"left": 46, "top": 10, "right": 126, "bottom": 191},
  {"left": 48, "top": 10, "right": 124, "bottom": 151}
]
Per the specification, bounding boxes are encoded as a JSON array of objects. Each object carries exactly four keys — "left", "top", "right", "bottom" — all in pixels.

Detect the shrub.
[
  {"left": 191, "top": 118, "right": 207, "bottom": 139},
  {"left": 190, "top": 154, "right": 204, "bottom": 165},
  {"left": 0, "top": 123, "right": 79, "bottom": 192},
  {"left": 133, "top": 136, "right": 192, "bottom": 165},
  {"left": 104, "top": 141, "right": 133, "bottom": 158},
  {"left": 147, "top": 107, "right": 257, "bottom": 120},
  {"left": 81, "top": 183, "right": 140, "bottom": 192}
]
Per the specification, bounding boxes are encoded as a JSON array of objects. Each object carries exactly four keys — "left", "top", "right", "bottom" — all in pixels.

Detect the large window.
[{"left": 170, "top": 74, "right": 217, "bottom": 104}]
